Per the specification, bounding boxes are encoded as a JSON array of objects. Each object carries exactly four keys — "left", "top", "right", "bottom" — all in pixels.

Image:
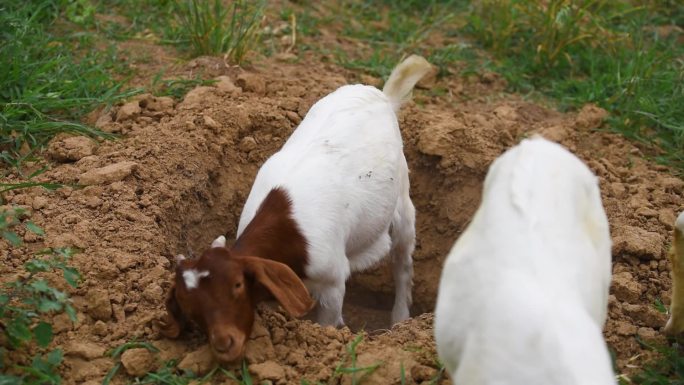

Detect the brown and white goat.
[{"left": 161, "top": 55, "right": 431, "bottom": 362}]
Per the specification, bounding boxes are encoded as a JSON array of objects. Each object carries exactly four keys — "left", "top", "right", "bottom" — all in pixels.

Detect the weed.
[
  {"left": 138, "top": 361, "right": 220, "bottom": 385},
  {"left": 0, "top": 207, "right": 79, "bottom": 384},
  {"left": 104, "top": 340, "right": 230, "bottom": 384},
  {"left": 150, "top": 72, "right": 217, "bottom": 100},
  {"left": 428, "top": 359, "right": 446, "bottom": 385},
  {"left": 0, "top": 182, "right": 62, "bottom": 200},
  {"left": 174, "top": 0, "right": 265, "bottom": 62},
  {"left": 332, "top": 334, "right": 380, "bottom": 385},
  {"left": 630, "top": 338, "right": 684, "bottom": 384},
  {"left": 1, "top": 206, "right": 43, "bottom": 246},
  {"left": 654, "top": 298, "right": 668, "bottom": 314},
  {"left": 221, "top": 361, "right": 253, "bottom": 385},
  {"left": 102, "top": 340, "right": 160, "bottom": 385}
]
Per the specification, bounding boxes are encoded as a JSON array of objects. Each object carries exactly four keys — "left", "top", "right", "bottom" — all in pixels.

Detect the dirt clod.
[
  {"left": 86, "top": 288, "right": 113, "bottom": 321},
  {"left": 32, "top": 196, "right": 48, "bottom": 210},
  {"left": 623, "top": 304, "right": 668, "bottom": 328},
  {"left": 249, "top": 361, "right": 286, "bottom": 382},
  {"left": 78, "top": 161, "right": 138, "bottom": 185},
  {"left": 239, "top": 136, "right": 257, "bottom": 153},
  {"left": 236, "top": 72, "right": 266, "bottom": 94},
  {"left": 121, "top": 348, "right": 158, "bottom": 377},
  {"left": 215, "top": 76, "right": 241, "bottom": 94},
  {"left": 612, "top": 272, "right": 644, "bottom": 303},
  {"left": 575, "top": 104, "right": 608, "bottom": 129},
  {"left": 48, "top": 136, "right": 96, "bottom": 162},
  {"left": 412, "top": 364, "right": 438, "bottom": 382},
  {"left": 116, "top": 101, "right": 142, "bottom": 122},
  {"left": 178, "top": 345, "right": 215, "bottom": 376},
  {"left": 65, "top": 341, "right": 106, "bottom": 360},
  {"left": 613, "top": 226, "right": 664, "bottom": 260},
  {"left": 52, "top": 313, "right": 73, "bottom": 334}
]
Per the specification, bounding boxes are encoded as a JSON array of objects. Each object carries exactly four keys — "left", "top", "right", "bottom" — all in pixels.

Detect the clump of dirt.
[{"left": 1, "top": 55, "right": 682, "bottom": 383}]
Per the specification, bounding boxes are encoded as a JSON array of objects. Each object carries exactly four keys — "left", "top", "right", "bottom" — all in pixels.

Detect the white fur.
[
  {"left": 176, "top": 254, "right": 186, "bottom": 263},
  {"left": 211, "top": 235, "right": 226, "bottom": 248},
  {"left": 676, "top": 211, "right": 684, "bottom": 232},
  {"left": 236, "top": 56, "right": 430, "bottom": 327},
  {"left": 434, "top": 137, "right": 616, "bottom": 385},
  {"left": 183, "top": 269, "right": 209, "bottom": 290}
]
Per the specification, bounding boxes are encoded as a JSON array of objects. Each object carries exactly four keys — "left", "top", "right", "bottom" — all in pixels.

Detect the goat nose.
[{"left": 213, "top": 336, "right": 234, "bottom": 353}]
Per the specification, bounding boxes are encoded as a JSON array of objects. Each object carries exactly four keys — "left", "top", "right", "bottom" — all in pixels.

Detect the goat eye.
[{"left": 235, "top": 282, "right": 242, "bottom": 289}]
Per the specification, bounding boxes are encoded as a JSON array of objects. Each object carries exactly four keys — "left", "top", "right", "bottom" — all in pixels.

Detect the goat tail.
[{"left": 382, "top": 55, "right": 432, "bottom": 112}]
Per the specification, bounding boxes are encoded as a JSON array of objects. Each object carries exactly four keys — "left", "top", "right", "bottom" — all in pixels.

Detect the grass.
[
  {"left": 150, "top": 72, "right": 217, "bottom": 100},
  {"left": 325, "top": 0, "right": 470, "bottom": 78},
  {"left": 0, "top": 0, "right": 138, "bottom": 169},
  {"left": 175, "top": 0, "right": 265, "bottom": 61},
  {"left": 0, "top": 0, "right": 267, "bottom": 171},
  {"left": 99, "top": 0, "right": 265, "bottom": 63},
  {"left": 466, "top": 0, "right": 684, "bottom": 170},
  {"left": 301, "top": 0, "right": 683, "bottom": 172},
  {"left": 628, "top": 338, "right": 684, "bottom": 384},
  {"left": 332, "top": 334, "right": 380, "bottom": 385}
]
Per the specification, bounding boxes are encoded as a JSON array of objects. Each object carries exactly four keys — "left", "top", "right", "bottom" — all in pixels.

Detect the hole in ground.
[{"left": 165, "top": 128, "right": 483, "bottom": 332}]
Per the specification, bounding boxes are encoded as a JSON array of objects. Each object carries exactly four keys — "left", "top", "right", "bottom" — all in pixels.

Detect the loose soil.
[{"left": 1, "top": 52, "right": 682, "bottom": 384}]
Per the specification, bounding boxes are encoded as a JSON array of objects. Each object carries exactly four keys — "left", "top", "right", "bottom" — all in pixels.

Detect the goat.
[
  {"left": 665, "top": 210, "right": 684, "bottom": 335},
  {"left": 161, "top": 55, "right": 432, "bottom": 362},
  {"left": 434, "top": 137, "right": 616, "bottom": 385}
]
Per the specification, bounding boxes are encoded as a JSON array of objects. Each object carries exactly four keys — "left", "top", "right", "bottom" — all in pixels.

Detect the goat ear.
[
  {"left": 160, "top": 286, "right": 185, "bottom": 338},
  {"left": 241, "top": 257, "right": 314, "bottom": 318},
  {"left": 211, "top": 235, "right": 226, "bottom": 248}
]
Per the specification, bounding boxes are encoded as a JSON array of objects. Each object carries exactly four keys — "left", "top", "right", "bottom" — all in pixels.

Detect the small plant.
[
  {"left": 103, "top": 340, "right": 229, "bottom": 385},
  {"left": 0, "top": 206, "right": 80, "bottom": 384},
  {"left": 138, "top": 360, "right": 220, "bottom": 385},
  {"left": 654, "top": 298, "right": 668, "bottom": 314},
  {"left": 0, "top": 207, "right": 80, "bottom": 384},
  {"left": 1, "top": 206, "right": 44, "bottom": 247},
  {"left": 150, "top": 72, "right": 217, "bottom": 100},
  {"left": 0, "top": 248, "right": 80, "bottom": 346},
  {"left": 428, "top": 359, "right": 446, "bottom": 385},
  {"left": 630, "top": 338, "right": 684, "bottom": 384},
  {"left": 221, "top": 361, "right": 253, "bottom": 385},
  {"left": 175, "top": 0, "right": 265, "bottom": 63},
  {"left": 102, "top": 341, "right": 160, "bottom": 385},
  {"left": 331, "top": 334, "right": 380, "bottom": 385}
]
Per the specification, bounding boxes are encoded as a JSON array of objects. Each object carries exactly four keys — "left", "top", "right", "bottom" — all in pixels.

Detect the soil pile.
[{"left": 1, "top": 56, "right": 681, "bottom": 383}]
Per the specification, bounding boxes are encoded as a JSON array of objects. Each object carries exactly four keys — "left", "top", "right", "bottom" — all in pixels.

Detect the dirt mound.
[{"left": 1, "top": 56, "right": 682, "bottom": 383}]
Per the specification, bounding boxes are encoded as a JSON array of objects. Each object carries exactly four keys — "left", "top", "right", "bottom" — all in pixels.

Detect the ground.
[
  {"left": 2, "top": 53, "right": 682, "bottom": 384},
  {"left": 1, "top": 3, "right": 683, "bottom": 385}
]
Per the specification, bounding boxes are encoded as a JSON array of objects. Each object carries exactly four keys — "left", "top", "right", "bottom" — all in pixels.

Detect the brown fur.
[
  {"left": 232, "top": 187, "right": 309, "bottom": 277},
  {"left": 160, "top": 188, "right": 314, "bottom": 362}
]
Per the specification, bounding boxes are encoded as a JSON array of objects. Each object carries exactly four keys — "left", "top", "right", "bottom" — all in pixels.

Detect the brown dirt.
[{"left": 1, "top": 53, "right": 682, "bottom": 384}]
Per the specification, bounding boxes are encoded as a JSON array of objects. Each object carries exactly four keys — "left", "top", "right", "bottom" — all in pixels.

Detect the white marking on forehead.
[
  {"left": 211, "top": 235, "right": 226, "bottom": 248},
  {"left": 182, "top": 269, "right": 210, "bottom": 289}
]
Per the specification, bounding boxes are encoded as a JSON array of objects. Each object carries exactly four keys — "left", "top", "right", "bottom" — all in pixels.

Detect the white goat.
[
  {"left": 434, "top": 137, "right": 616, "bottom": 385},
  {"left": 235, "top": 55, "right": 432, "bottom": 326}
]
